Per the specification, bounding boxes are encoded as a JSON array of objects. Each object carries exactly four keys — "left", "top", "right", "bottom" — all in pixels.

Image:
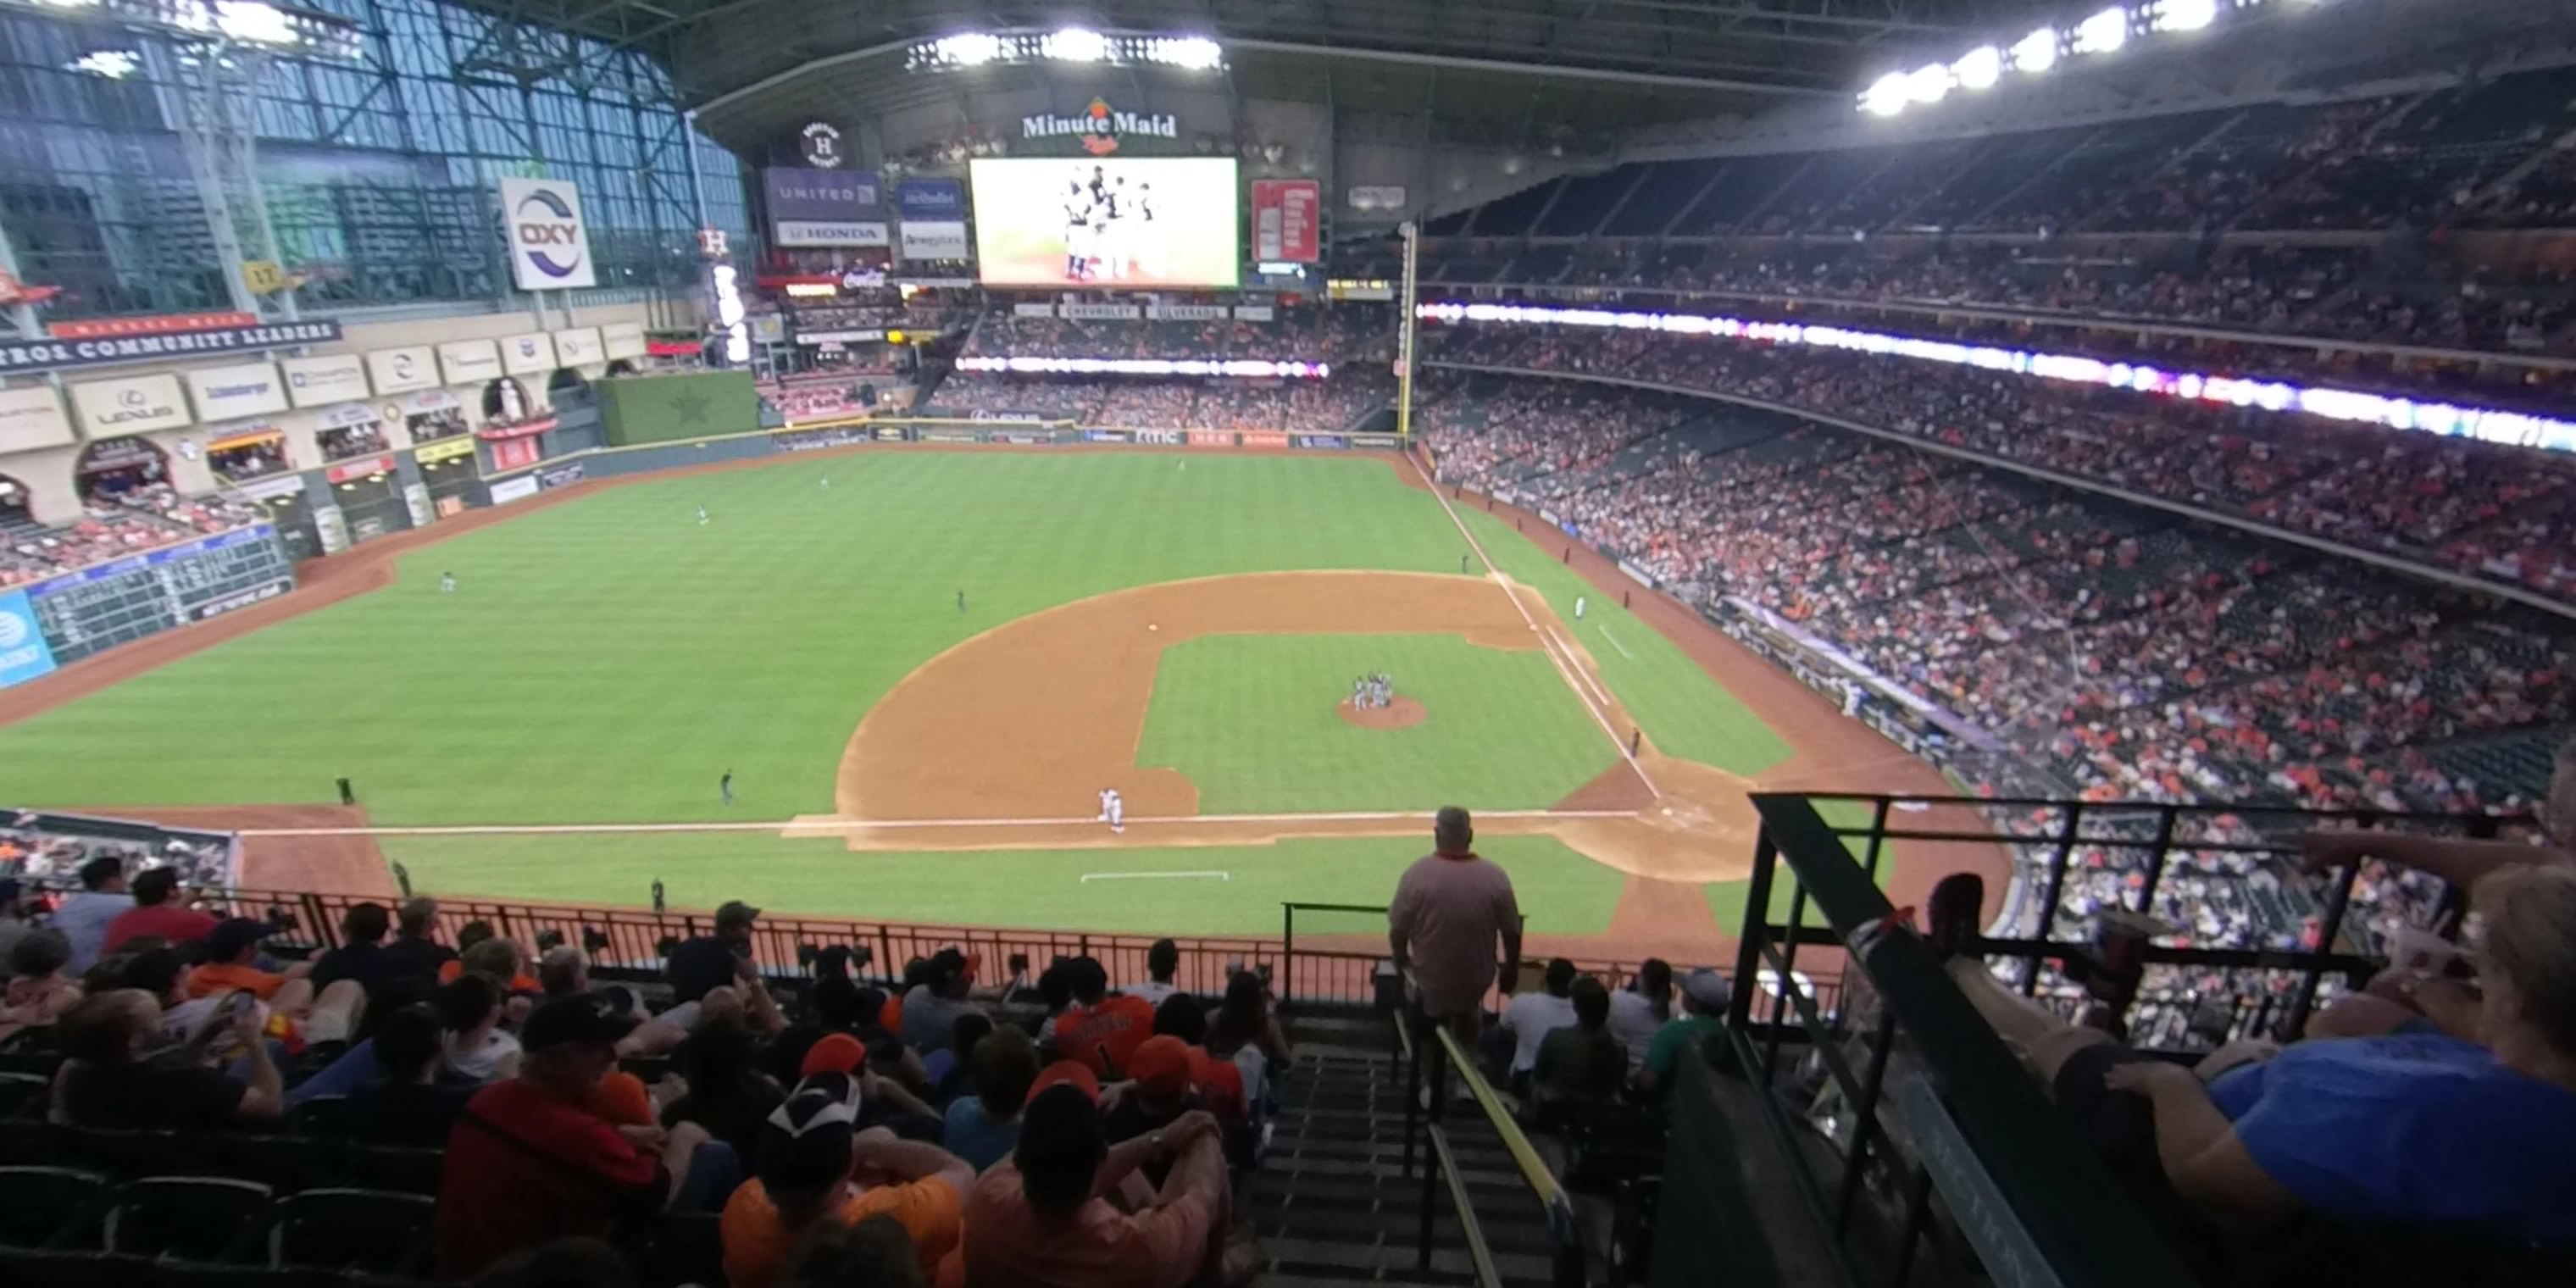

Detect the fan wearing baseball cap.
[
  {"left": 1052, "top": 955, "right": 1154, "bottom": 1079},
  {"left": 719, "top": 1071, "right": 972, "bottom": 1288},
  {"left": 434, "top": 991, "right": 731, "bottom": 1278},
  {"left": 962, "top": 1080, "right": 1230, "bottom": 1288}
]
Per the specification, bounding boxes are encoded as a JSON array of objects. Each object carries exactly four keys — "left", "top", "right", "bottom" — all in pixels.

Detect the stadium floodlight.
[
  {"left": 214, "top": 1, "right": 297, "bottom": 44},
  {"left": 1952, "top": 46, "right": 2003, "bottom": 90},
  {"left": 1041, "top": 26, "right": 1108, "bottom": 62},
  {"left": 1149, "top": 36, "right": 1222, "bottom": 69},
  {"left": 2071, "top": 7, "right": 2131, "bottom": 55},
  {"left": 67, "top": 48, "right": 137, "bottom": 76},
  {"left": 2150, "top": 0, "right": 2219, "bottom": 31},
  {"left": 1860, "top": 71, "right": 1911, "bottom": 117},
  {"left": 928, "top": 32, "right": 1002, "bottom": 65},
  {"left": 2010, "top": 26, "right": 2061, "bottom": 73},
  {"left": 1906, "top": 63, "right": 1955, "bottom": 104}
]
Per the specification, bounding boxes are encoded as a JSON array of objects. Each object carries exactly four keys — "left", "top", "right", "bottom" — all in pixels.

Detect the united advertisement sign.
[{"left": 765, "top": 168, "right": 888, "bottom": 247}]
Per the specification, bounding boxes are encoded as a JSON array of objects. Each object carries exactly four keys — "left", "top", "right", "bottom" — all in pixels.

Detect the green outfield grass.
[
  {"left": 380, "top": 830, "right": 1624, "bottom": 936},
  {"left": 1137, "top": 633, "right": 1617, "bottom": 813},
  {"left": 0, "top": 447, "right": 1824, "bottom": 935},
  {"left": 0, "top": 452, "right": 1468, "bottom": 825},
  {"left": 1454, "top": 507, "right": 1791, "bottom": 774}
]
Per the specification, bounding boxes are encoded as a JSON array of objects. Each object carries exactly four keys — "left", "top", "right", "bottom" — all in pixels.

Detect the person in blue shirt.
[
  {"left": 1935, "top": 861, "right": 2576, "bottom": 1247},
  {"left": 941, "top": 1025, "right": 1038, "bottom": 1172}
]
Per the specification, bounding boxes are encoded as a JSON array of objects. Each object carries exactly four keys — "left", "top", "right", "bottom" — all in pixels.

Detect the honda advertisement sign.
[
  {"left": 1251, "top": 180, "right": 1321, "bottom": 263},
  {"left": 499, "top": 178, "right": 597, "bottom": 290},
  {"left": 765, "top": 168, "right": 887, "bottom": 247}
]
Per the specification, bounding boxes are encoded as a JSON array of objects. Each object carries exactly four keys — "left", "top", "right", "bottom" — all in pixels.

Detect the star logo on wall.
[{"left": 671, "top": 388, "right": 712, "bottom": 427}]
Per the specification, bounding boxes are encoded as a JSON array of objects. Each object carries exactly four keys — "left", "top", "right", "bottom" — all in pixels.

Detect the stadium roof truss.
[{"left": 442, "top": 0, "right": 2078, "bottom": 147}]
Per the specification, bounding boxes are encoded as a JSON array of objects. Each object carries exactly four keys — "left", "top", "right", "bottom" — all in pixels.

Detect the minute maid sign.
[
  {"left": 499, "top": 178, "right": 598, "bottom": 291},
  {"left": 0, "top": 589, "right": 57, "bottom": 690},
  {"left": 1024, "top": 97, "right": 1178, "bottom": 155}
]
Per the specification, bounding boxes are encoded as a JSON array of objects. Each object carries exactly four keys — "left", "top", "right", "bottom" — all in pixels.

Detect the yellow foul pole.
[{"left": 1396, "top": 219, "right": 1418, "bottom": 441}]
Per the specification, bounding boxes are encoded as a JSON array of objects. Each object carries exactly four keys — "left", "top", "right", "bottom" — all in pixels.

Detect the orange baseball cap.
[
  {"left": 1027, "top": 1058, "right": 1101, "bottom": 1107},
  {"left": 801, "top": 1032, "right": 869, "bottom": 1078},
  {"left": 590, "top": 1071, "right": 656, "bottom": 1126},
  {"left": 1130, "top": 1035, "right": 1194, "bottom": 1097}
]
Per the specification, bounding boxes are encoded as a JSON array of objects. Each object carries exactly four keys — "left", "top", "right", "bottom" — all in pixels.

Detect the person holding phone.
[{"left": 53, "top": 987, "right": 284, "bottom": 1129}]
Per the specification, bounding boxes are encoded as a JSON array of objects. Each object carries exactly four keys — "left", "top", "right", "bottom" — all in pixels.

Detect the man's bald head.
[{"left": 1435, "top": 806, "right": 1473, "bottom": 854}]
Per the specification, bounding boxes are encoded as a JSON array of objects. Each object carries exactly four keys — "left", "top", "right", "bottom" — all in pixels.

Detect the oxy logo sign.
[
  {"left": 499, "top": 179, "right": 597, "bottom": 290},
  {"left": 0, "top": 589, "right": 57, "bottom": 690}
]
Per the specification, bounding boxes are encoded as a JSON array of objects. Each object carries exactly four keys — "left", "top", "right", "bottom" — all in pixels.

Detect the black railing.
[
  {"left": 1715, "top": 791, "right": 2532, "bottom": 1288},
  {"left": 1728, "top": 792, "right": 2201, "bottom": 1288}
]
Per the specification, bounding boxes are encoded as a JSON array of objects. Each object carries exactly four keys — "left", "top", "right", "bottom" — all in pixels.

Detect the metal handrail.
[
  {"left": 1735, "top": 792, "right": 2206, "bottom": 1288},
  {"left": 1393, "top": 1018, "right": 1505, "bottom": 1288}
]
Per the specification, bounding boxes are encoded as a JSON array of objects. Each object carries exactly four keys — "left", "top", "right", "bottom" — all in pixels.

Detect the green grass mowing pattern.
[
  {"left": 378, "top": 830, "right": 1624, "bottom": 936},
  {"left": 0, "top": 453, "right": 1473, "bottom": 824},
  {"left": 1136, "top": 634, "right": 1615, "bottom": 813},
  {"left": 1453, "top": 506, "right": 1791, "bottom": 774}
]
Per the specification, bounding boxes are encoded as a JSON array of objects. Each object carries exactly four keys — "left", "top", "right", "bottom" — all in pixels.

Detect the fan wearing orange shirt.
[
  {"left": 719, "top": 1071, "right": 973, "bottom": 1288},
  {"left": 186, "top": 918, "right": 315, "bottom": 1013},
  {"left": 1052, "top": 956, "right": 1153, "bottom": 1078}
]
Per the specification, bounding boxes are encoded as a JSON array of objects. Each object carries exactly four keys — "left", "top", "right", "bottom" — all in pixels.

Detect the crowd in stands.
[
  {"left": 930, "top": 369, "right": 1395, "bottom": 433},
  {"left": 1445, "top": 242, "right": 2576, "bottom": 370},
  {"left": 1415, "top": 365, "right": 2573, "bottom": 954},
  {"left": 0, "top": 825, "right": 1775, "bottom": 1288},
  {"left": 963, "top": 307, "right": 1392, "bottom": 364},
  {"left": 0, "top": 484, "right": 269, "bottom": 589},
  {"left": 1424, "top": 324, "right": 2576, "bottom": 603}
]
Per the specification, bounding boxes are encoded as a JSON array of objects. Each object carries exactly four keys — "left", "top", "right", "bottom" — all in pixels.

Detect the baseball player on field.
[
  {"left": 1106, "top": 790, "right": 1125, "bottom": 836},
  {"left": 1097, "top": 787, "right": 1113, "bottom": 822}
]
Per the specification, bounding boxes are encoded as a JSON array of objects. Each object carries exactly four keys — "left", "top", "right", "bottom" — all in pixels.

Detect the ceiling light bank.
[
  {"left": 1861, "top": 0, "right": 2245, "bottom": 117},
  {"left": 1415, "top": 301, "right": 2576, "bottom": 454},
  {"left": 908, "top": 29, "right": 1224, "bottom": 73},
  {"left": 9, "top": 0, "right": 366, "bottom": 60},
  {"left": 957, "top": 356, "right": 1330, "bottom": 378}
]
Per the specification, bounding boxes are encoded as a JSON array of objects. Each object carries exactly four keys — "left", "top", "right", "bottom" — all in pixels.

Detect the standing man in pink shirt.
[{"left": 1389, "top": 807, "right": 1522, "bottom": 1052}]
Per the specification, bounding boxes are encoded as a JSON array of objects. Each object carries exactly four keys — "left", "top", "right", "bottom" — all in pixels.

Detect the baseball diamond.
[{"left": 0, "top": 442, "right": 1996, "bottom": 960}]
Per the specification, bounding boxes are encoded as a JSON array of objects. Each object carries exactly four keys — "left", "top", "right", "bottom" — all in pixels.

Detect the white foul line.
[
  {"left": 1413, "top": 450, "right": 1659, "bottom": 797},
  {"left": 1080, "top": 870, "right": 1232, "bottom": 883},
  {"left": 234, "top": 806, "right": 1641, "bottom": 838},
  {"left": 1598, "top": 625, "right": 1635, "bottom": 659}
]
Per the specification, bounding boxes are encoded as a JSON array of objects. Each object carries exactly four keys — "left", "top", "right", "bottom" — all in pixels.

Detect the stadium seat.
[
  {"left": 0, "top": 1071, "right": 47, "bottom": 1119},
  {"left": 0, "top": 1166, "right": 111, "bottom": 1249},
  {"left": 99, "top": 1176, "right": 272, "bottom": 1262},
  {"left": 334, "top": 1144, "right": 443, "bottom": 1196},
  {"left": 630, "top": 1212, "right": 725, "bottom": 1288},
  {"left": 0, "top": 1246, "right": 158, "bottom": 1288},
  {"left": 284, "top": 1096, "right": 354, "bottom": 1139},
  {"left": 262, "top": 1187, "right": 434, "bottom": 1274}
]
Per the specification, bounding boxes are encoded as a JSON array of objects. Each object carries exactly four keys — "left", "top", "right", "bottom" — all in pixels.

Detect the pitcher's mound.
[{"left": 1338, "top": 697, "right": 1427, "bottom": 730}]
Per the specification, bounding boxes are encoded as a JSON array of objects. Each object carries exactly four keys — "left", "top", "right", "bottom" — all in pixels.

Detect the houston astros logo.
[{"left": 514, "top": 187, "right": 586, "bottom": 279}]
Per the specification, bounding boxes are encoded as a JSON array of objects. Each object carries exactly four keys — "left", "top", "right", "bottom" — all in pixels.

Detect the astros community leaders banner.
[
  {"left": 500, "top": 177, "right": 598, "bottom": 290},
  {"left": 0, "top": 319, "right": 340, "bottom": 375}
]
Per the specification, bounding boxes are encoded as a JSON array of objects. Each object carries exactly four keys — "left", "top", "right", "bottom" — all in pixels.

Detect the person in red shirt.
[
  {"left": 1051, "top": 956, "right": 1153, "bottom": 1079},
  {"left": 433, "top": 991, "right": 736, "bottom": 1278},
  {"left": 101, "top": 868, "right": 218, "bottom": 957}
]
